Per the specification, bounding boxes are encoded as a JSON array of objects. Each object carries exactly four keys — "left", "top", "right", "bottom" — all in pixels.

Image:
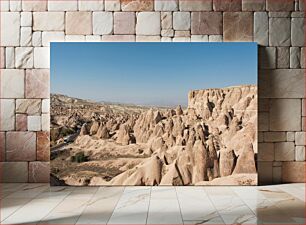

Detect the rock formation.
[
  {"left": 89, "top": 121, "right": 99, "bottom": 136},
  {"left": 79, "top": 123, "right": 88, "bottom": 136},
  {"left": 116, "top": 123, "right": 134, "bottom": 145},
  {"left": 95, "top": 124, "right": 110, "bottom": 139},
  {"left": 51, "top": 85, "right": 257, "bottom": 186}
]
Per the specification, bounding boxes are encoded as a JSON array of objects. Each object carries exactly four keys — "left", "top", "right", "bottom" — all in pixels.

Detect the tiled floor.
[{"left": 0, "top": 183, "right": 305, "bottom": 224}]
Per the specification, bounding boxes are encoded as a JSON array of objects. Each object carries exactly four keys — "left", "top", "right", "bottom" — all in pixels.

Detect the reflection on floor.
[{"left": 0, "top": 183, "right": 305, "bottom": 224}]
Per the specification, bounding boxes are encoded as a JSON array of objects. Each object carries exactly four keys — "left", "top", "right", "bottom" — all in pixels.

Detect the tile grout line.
[
  {"left": 145, "top": 186, "right": 152, "bottom": 225},
  {"left": 1, "top": 183, "right": 27, "bottom": 200},
  {"left": 75, "top": 187, "right": 100, "bottom": 224},
  {"left": 0, "top": 183, "right": 37, "bottom": 222},
  {"left": 2, "top": 183, "right": 49, "bottom": 199},
  {"left": 174, "top": 187, "right": 185, "bottom": 225},
  {"left": 1, "top": 198, "right": 33, "bottom": 222},
  {"left": 36, "top": 186, "right": 79, "bottom": 224},
  {"left": 1, "top": 184, "right": 52, "bottom": 224},
  {"left": 106, "top": 186, "right": 126, "bottom": 225},
  {"left": 229, "top": 187, "right": 258, "bottom": 223},
  {"left": 229, "top": 186, "right": 264, "bottom": 223},
  {"left": 203, "top": 187, "right": 227, "bottom": 225}
]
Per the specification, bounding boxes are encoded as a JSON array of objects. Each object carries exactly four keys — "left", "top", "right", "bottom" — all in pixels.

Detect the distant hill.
[{"left": 51, "top": 93, "right": 179, "bottom": 109}]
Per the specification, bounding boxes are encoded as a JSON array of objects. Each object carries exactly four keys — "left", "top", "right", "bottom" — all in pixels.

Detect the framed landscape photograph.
[{"left": 50, "top": 43, "right": 258, "bottom": 186}]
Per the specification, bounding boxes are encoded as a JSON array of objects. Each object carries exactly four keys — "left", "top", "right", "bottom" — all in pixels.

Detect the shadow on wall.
[{"left": 257, "top": 65, "right": 305, "bottom": 185}]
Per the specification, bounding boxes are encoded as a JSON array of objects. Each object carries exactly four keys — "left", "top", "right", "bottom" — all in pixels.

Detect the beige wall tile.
[
  {"left": 259, "top": 69, "right": 304, "bottom": 98},
  {"left": 42, "top": 99, "right": 50, "bottom": 113},
  {"left": 65, "top": 35, "right": 86, "bottom": 42},
  {"left": 254, "top": 12, "right": 268, "bottom": 46},
  {"left": 258, "top": 161, "right": 273, "bottom": 185},
  {"left": 78, "top": 0, "right": 104, "bottom": 11},
  {"left": 6, "top": 132, "right": 36, "bottom": 161},
  {"left": 121, "top": 0, "right": 153, "bottom": 11},
  {"left": 66, "top": 12, "right": 92, "bottom": 35},
  {"left": 0, "top": 162, "right": 28, "bottom": 182},
  {"left": 0, "top": 69, "right": 24, "bottom": 98},
  {"left": 155, "top": 0, "right": 178, "bottom": 11},
  {"left": 85, "top": 35, "right": 102, "bottom": 42},
  {"left": 93, "top": 12, "right": 113, "bottom": 35},
  {"left": 1, "top": 12, "right": 20, "bottom": 46},
  {"left": 213, "top": 0, "right": 242, "bottom": 11},
  {"left": 208, "top": 35, "right": 223, "bottom": 42},
  {"left": 272, "top": 164, "right": 282, "bottom": 184},
  {"left": 258, "top": 112, "right": 269, "bottom": 131},
  {"left": 270, "top": 99, "right": 301, "bottom": 132},
  {"left": 29, "top": 161, "right": 50, "bottom": 182},
  {"left": 15, "top": 47, "right": 33, "bottom": 68},
  {"left": 282, "top": 162, "right": 305, "bottom": 182},
  {"left": 25, "top": 69, "right": 50, "bottom": 98},
  {"left": 21, "top": 12, "right": 32, "bottom": 27},
  {"left": 179, "top": 0, "right": 212, "bottom": 11},
  {"left": 191, "top": 12, "right": 222, "bottom": 35},
  {"left": 0, "top": 0, "right": 9, "bottom": 11},
  {"left": 48, "top": 0, "right": 78, "bottom": 11},
  {"left": 290, "top": 47, "right": 301, "bottom": 68},
  {"left": 22, "top": 0, "right": 47, "bottom": 11},
  {"left": 16, "top": 99, "right": 41, "bottom": 115},
  {"left": 101, "top": 35, "right": 135, "bottom": 42},
  {"left": 114, "top": 12, "right": 136, "bottom": 35},
  {"left": 286, "top": 132, "right": 295, "bottom": 142},
  {"left": 275, "top": 142, "right": 295, "bottom": 161},
  {"left": 295, "top": 146, "right": 305, "bottom": 161},
  {"left": 223, "top": 12, "right": 253, "bottom": 42},
  {"left": 269, "top": 18, "right": 291, "bottom": 46},
  {"left": 173, "top": 12, "right": 190, "bottom": 31},
  {"left": 42, "top": 32, "right": 65, "bottom": 47},
  {"left": 258, "top": 143, "right": 274, "bottom": 161},
  {"left": 105, "top": 0, "right": 120, "bottom": 11},
  {"left": 259, "top": 47, "right": 276, "bottom": 69},
  {"left": 264, "top": 132, "right": 286, "bottom": 142},
  {"left": 161, "top": 12, "right": 172, "bottom": 29},
  {"left": 136, "top": 35, "right": 161, "bottom": 42},
  {"left": 242, "top": 0, "right": 265, "bottom": 11},
  {"left": 20, "top": 27, "right": 32, "bottom": 47},
  {"left": 191, "top": 35, "right": 208, "bottom": 42},
  {"left": 16, "top": 114, "right": 28, "bottom": 131},
  {"left": 136, "top": 12, "right": 160, "bottom": 35},
  {"left": 276, "top": 47, "right": 289, "bottom": 68},
  {"left": 33, "top": 47, "right": 50, "bottom": 68},
  {"left": 0, "top": 100, "right": 15, "bottom": 131},
  {"left": 33, "top": 12, "right": 64, "bottom": 31},
  {"left": 291, "top": 18, "right": 304, "bottom": 47},
  {"left": 32, "top": 31, "right": 42, "bottom": 47},
  {"left": 161, "top": 29, "right": 174, "bottom": 37},
  {"left": 37, "top": 131, "right": 50, "bottom": 161},
  {"left": 295, "top": 132, "right": 305, "bottom": 146},
  {"left": 41, "top": 114, "right": 50, "bottom": 131},
  {"left": 27, "top": 115, "right": 41, "bottom": 131},
  {"left": 266, "top": 0, "right": 294, "bottom": 11}
]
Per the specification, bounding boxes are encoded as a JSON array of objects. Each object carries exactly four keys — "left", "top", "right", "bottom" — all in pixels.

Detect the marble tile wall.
[{"left": 0, "top": 0, "right": 305, "bottom": 184}]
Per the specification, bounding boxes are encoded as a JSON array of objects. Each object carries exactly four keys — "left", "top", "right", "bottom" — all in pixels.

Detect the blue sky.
[{"left": 51, "top": 43, "right": 257, "bottom": 107}]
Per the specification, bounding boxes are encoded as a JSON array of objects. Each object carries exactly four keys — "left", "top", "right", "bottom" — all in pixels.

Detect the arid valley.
[{"left": 51, "top": 85, "right": 257, "bottom": 186}]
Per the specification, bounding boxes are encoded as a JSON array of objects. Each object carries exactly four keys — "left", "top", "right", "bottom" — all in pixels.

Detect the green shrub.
[{"left": 71, "top": 152, "right": 89, "bottom": 163}]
